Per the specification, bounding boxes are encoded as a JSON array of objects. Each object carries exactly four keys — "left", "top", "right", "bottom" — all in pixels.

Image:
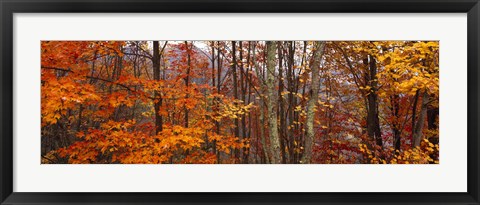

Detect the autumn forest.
[{"left": 41, "top": 41, "right": 439, "bottom": 164}]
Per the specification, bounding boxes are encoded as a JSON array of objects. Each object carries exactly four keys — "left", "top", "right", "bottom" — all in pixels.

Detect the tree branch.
[{"left": 41, "top": 66, "right": 155, "bottom": 100}]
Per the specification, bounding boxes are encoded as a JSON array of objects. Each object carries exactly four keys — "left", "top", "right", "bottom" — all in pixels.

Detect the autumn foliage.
[{"left": 41, "top": 41, "right": 439, "bottom": 164}]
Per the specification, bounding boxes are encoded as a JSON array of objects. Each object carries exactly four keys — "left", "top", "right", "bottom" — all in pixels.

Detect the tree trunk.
[
  {"left": 391, "top": 94, "right": 401, "bottom": 151},
  {"left": 366, "top": 54, "right": 383, "bottom": 148},
  {"left": 210, "top": 41, "right": 216, "bottom": 153},
  {"left": 216, "top": 41, "right": 223, "bottom": 162},
  {"left": 301, "top": 41, "right": 325, "bottom": 164},
  {"left": 251, "top": 42, "right": 270, "bottom": 163},
  {"left": 265, "top": 41, "right": 282, "bottom": 164},
  {"left": 286, "top": 41, "right": 296, "bottom": 163},
  {"left": 239, "top": 41, "right": 249, "bottom": 163},
  {"left": 184, "top": 41, "right": 191, "bottom": 128},
  {"left": 232, "top": 41, "right": 240, "bottom": 159},
  {"left": 277, "top": 41, "right": 287, "bottom": 163},
  {"left": 411, "top": 89, "right": 420, "bottom": 145},
  {"left": 413, "top": 89, "right": 429, "bottom": 147},
  {"left": 152, "top": 41, "right": 163, "bottom": 134}
]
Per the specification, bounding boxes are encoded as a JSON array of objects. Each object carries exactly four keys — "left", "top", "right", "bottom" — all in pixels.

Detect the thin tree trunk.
[
  {"left": 153, "top": 41, "right": 163, "bottom": 134},
  {"left": 286, "top": 41, "right": 296, "bottom": 163},
  {"left": 211, "top": 41, "right": 216, "bottom": 94},
  {"left": 184, "top": 41, "right": 191, "bottom": 128},
  {"left": 232, "top": 41, "right": 240, "bottom": 159},
  {"left": 413, "top": 89, "right": 429, "bottom": 147},
  {"left": 251, "top": 42, "right": 270, "bottom": 163},
  {"left": 411, "top": 89, "right": 420, "bottom": 145},
  {"left": 239, "top": 41, "right": 248, "bottom": 163},
  {"left": 216, "top": 41, "right": 223, "bottom": 162},
  {"left": 277, "top": 41, "right": 287, "bottom": 163},
  {"left": 391, "top": 94, "right": 401, "bottom": 151},
  {"left": 209, "top": 41, "right": 218, "bottom": 155}
]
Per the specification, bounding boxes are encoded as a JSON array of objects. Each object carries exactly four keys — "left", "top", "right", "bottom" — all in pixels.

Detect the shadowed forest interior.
[{"left": 41, "top": 41, "right": 439, "bottom": 164}]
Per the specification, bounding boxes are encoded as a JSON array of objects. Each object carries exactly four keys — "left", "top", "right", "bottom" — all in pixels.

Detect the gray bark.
[
  {"left": 266, "top": 41, "right": 282, "bottom": 164},
  {"left": 301, "top": 41, "right": 325, "bottom": 164}
]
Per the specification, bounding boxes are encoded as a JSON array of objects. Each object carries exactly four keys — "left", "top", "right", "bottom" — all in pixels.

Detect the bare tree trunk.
[
  {"left": 211, "top": 41, "right": 216, "bottom": 94},
  {"left": 411, "top": 89, "right": 420, "bottom": 146},
  {"left": 277, "top": 41, "right": 287, "bottom": 163},
  {"left": 266, "top": 41, "right": 282, "bottom": 164},
  {"left": 301, "top": 41, "right": 325, "bottom": 164},
  {"left": 391, "top": 94, "right": 401, "bottom": 151},
  {"left": 216, "top": 41, "right": 223, "bottom": 162},
  {"left": 298, "top": 41, "right": 308, "bottom": 162},
  {"left": 413, "top": 89, "right": 429, "bottom": 147},
  {"left": 286, "top": 41, "right": 296, "bottom": 163},
  {"left": 366, "top": 54, "right": 383, "bottom": 148},
  {"left": 153, "top": 41, "right": 163, "bottom": 134},
  {"left": 239, "top": 41, "right": 248, "bottom": 163},
  {"left": 251, "top": 42, "right": 270, "bottom": 163},
  {"left": 245, "top": 41, "right": 253, "bottom": 163},
  {"left": 184, "top": 41, "right": 191, "bottom": 128},
  {"left": 210, "top": 41, "right": 216, "bottom": 153},
  {"left": 231, "top": 41, "right": 240, "bottom": 160},
  {"left": 259, "top": 100, "right": 269, "bottom": 163}
]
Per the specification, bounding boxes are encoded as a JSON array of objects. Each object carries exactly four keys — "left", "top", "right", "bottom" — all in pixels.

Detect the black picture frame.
[{"left": 1, "top": 0, "right": 479, "bottom": 204}]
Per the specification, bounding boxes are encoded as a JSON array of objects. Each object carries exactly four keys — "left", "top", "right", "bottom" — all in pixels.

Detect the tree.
[
  {"left": 265, "top": 41, "right": 282, "bottom": 164},
  {"left": 301, "top": 41, "right": 325, "bottom": 164}
]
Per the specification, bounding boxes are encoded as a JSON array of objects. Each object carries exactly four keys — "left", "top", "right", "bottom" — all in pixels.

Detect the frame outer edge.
[
  {"left": 0, "top": 0, "right": 14, "bottom": 204},
  {"left": 468, "top": 1, "right": 480, "bottom": 203},
  {"left": 0, "top": 0, "right": 3, "bottom": 202},
  {"left": 1, "top": 0, "right": 480, "bottom": 205}
]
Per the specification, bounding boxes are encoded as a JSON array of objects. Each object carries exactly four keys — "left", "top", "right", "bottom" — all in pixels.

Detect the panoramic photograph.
[{"left": 41, "top": 41, "right": 439, "bottom": 164}]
